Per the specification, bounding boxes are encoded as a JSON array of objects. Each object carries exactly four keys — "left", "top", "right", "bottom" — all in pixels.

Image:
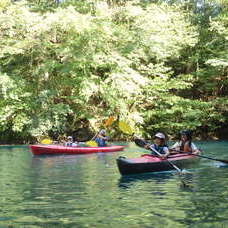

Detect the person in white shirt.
[
  {"left": 170, "top": 130, "right": 200, "bottom": 154},
  {"left": 65, "top": 136, "right": 78, "bottom": 147}
]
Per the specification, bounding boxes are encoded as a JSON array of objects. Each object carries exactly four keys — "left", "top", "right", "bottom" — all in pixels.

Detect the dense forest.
[{"left": 0, "top": 0, "right": 227, "bottom": 144}]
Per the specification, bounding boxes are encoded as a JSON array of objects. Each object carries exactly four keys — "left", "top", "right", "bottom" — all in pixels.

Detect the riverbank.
[{"left": 1, "top": 138, "right": 228, "bottom": 147}]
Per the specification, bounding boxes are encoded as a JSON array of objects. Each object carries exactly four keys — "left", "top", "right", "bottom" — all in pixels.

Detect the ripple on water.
[{"left": 0, "top": 143, "right": 228, "bottom": 228}]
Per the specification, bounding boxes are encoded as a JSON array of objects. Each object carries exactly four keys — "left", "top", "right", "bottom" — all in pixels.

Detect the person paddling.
[
  {"left": 170, "top": 130, "right": 200, "bottom": 154},
  {"left": 95, "top": 129, "right": 109, "bottom": 147},
  {"left": 144, "top": 132, "right": 170, "bottom": 159}
]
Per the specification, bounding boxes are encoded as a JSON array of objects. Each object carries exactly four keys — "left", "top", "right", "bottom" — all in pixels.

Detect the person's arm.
[
  {"left": 144, "top": 143, "right": 151, "bottom": 150},
  {"left": 169, "top": 142, "right": 180, "bottom": 153},
  {"left": 72, "top": 142, "right": 78, "bottom": 147},
  {"left": 97, "top": 134, "right": 108, "bottom": 140},
  {"left": 191, "top": 142, "right": 200, "bottom": 154},
  {"left": 148, "top": 145, "right": 169, "bottom": 159},
  {"left": 169, "top": 142, "right": 180, "bottom": 150},
  {"left": 160, "top": 147, "right": 170, "bottom": 159}
]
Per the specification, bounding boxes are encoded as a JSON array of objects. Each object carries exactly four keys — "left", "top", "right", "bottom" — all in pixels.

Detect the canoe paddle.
[
  {"left": 170, "top": 149, "right": 228, "bottom": 164},
  {"left": 85, "top": 140, "right": 98, "bottom": 147},
  {"left": 134, "top": 138, "right": 183, "bottom": 173},
  {"left": 40, "top": 138, "right": 52, "bottom": 144},
  {"left": 118, "top": 121, "right": 134, "bottom": 136},
  {"left": 85, "top": 116, "right": 115, "bottom": 147}
]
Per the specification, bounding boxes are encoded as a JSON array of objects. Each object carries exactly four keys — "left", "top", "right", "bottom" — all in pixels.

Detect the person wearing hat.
[
  {"left": 145, "top": 132, "right": 170, "bottom": 159},
  {"left": 170, "top": 130, "right": 200, "bottom": 154},
  {"left": 65, "top": 136, "right": 78, "bottom": 147},
  {"left": 95, "top": 129, "right": 109, "bottom": 147}
]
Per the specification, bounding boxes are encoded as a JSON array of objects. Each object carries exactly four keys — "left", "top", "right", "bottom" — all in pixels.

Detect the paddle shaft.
[
  {"left": 88, "top": 116, "right": 114, "bottom": 144},
  {"left": 171, "top": 149, "right": 228, "bottom": 164},
  {"left": 91, "top": 132, "right": 99, "bottom": 140},
  {"left": 149, "top": 146, "right": 182, "bottom": 173},
  {"left": 134, "top": 138, "right": 183, "bottom": 172}
]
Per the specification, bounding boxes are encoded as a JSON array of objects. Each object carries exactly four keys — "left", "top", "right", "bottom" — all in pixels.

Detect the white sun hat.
[
  {"left": 154, "top": 132, "right": 165, "bottom": 139},
  {"left": 100, "top": 129, "right": 106, "bottom": 135}
]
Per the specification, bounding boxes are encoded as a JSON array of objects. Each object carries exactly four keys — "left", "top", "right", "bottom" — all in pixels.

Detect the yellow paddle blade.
[
  {"left": 40, "top": 138, "right": 53, "bottom": 144},
  {"left": 85, "top": 141, "right": 98, "bottom": 147},
  {"left": 104, "top": 116, "right": 114, "bottom": 127},
  {"left": 118, "top": 121, "right": 134, "bottom": 135}
]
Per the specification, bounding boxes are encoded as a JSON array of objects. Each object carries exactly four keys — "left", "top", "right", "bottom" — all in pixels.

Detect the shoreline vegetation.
[
  {"left": 0, "top": 0, "right": 227, "bottom": 145},
  {"left": 1, "top": 138, "right": 228, "bottom": 147},
  {"left": 1, "top": 136, "right": 228, "bottom": 146}
]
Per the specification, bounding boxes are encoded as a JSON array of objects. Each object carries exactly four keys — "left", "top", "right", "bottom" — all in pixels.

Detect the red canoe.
[
  {"left": 30, "top": 144, "right": 125, "bottom": 155},
  {"left": 116, "top": 153, "right": 199, "bottom": 175}
]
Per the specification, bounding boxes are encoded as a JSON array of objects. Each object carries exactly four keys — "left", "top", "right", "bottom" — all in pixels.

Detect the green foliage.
[{"left": 0, "top": 0, "right": 227, "bottom": 143}]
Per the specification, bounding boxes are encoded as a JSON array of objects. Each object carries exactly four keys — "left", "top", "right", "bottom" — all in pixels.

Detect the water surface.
[{"left": 0, "top": 141, "right": 227, "bottom": 227}]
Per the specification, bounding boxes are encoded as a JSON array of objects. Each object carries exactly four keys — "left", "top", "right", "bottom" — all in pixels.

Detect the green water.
[{"left": 0, "top": 141, "right": 227, "bottom": 228}]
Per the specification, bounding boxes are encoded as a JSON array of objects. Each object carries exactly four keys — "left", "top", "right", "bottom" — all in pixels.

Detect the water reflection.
[
  {"left": 211, "top": 162, "right": 228, "bottom": 168},
  {"left": 31, "top": 154, "right": 83, "bottom": 168},
  {"left": 118, "top": 172, "right": 173, "bottom": 189},
  {"left": 177, "top": 167, "right": 228, "bottom": 227},
  {"left": 118, "top": 171, "right": 199, "bottom": 192},
  {"left": 0, "top": 142, "right": 228, "bottom": 228}
]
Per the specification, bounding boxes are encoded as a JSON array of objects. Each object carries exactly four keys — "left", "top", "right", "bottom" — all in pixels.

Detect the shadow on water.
[
  {"left": 118, "top": 171, "right": 174, "bottom": 188},
  {"left": 118, "top": 169, "right": 201, "bottom": 192}
]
